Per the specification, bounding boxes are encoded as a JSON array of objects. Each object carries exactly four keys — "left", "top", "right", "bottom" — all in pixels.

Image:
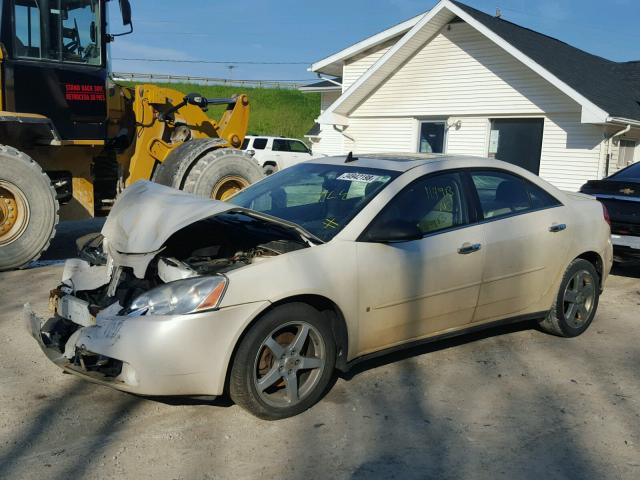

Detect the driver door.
[{"left": 355, "top": 171, "right": 485, "bottom": 355}]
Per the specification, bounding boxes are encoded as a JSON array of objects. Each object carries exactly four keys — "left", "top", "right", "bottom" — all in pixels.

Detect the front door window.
[{"left": 13, "top": 0, "right": 102, "bottom": 65}]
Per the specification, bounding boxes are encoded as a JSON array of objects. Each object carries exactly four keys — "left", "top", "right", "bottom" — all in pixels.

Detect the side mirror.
[
  {"left": 364, "top": 220, "right": 423, "bottom": 243},
  {"left": 246, "top": 149, "right": 256, "bottom": 156},
  {"left": 119, "top": 0, "right": 132, "bottom": 26}
]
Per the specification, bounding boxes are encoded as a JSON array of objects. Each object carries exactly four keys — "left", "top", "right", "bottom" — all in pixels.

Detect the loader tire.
[
  {"left": 0, "top": 146, "right": 59, "bottom": 271},
  {"left": 152, "top": 139, "right": 263, "bottom": 200},
  {"left": 182, "top": 148, "right": 264, "bottom": 200},
  {"left": 152, "top": 138, "right": 227, "bottom": 189}
]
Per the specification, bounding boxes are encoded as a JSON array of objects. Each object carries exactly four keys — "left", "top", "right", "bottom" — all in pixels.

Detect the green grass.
[{"left": 142, "top": 82, "right": 320, "bottom": 141}]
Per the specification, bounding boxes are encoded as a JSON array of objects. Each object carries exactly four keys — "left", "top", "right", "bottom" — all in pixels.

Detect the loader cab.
[{"left": 0, "top": 0, "right": 109, "bottom": 140}]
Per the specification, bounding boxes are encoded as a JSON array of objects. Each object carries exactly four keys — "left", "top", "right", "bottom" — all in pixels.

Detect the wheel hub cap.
[
  {"left": 0, "top": 182, "right": 30, "bottom": 246},
  {"left": 254, "top": 322, "right": 326, "bottom": 407},
  {"left": 563, "top": 269, "right": 596, "bottom": 329},
  {"left": 210, "top": 175, "right": 250, "bottom": 201}
]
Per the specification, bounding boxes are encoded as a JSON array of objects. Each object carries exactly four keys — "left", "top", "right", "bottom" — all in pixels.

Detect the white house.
[{"left": 301, "top": 0, "right": 640, "bottom": 191}]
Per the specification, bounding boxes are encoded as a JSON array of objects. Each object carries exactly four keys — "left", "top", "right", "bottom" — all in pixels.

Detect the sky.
[{"left": 108, "top": 0, "right": 640, "bottom": 83}]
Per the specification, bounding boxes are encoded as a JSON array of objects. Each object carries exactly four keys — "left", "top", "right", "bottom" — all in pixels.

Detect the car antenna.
[{"left": 345, "top": 151, "right": 358, "bottom": 163}]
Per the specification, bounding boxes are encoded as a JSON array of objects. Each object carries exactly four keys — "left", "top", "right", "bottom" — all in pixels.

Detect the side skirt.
[{"left": 342, "top": 311, "right": 548, "bottom": 372}]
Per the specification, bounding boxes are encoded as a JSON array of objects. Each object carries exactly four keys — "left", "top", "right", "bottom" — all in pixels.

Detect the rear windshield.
[
  {"left": 230, "top": 162, "right": 399, "bottom": 241},
  {"left": 611, "top": 162, "right": 640, "bottom": 180}
]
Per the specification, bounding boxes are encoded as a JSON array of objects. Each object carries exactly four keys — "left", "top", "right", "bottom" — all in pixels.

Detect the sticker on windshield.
[{"left": 337, "top": 172, "right": 384, "bottom": 183}]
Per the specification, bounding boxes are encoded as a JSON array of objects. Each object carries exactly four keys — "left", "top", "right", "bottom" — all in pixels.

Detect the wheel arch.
[
  {"left": 223, "top": 294, "right": 350, "bottom": 394},
  {"left": 575, "top": 251, "right": 603, "bottom": 280},
  {"left": 263, "top": 160, "right": 279, "bottom": 169}
]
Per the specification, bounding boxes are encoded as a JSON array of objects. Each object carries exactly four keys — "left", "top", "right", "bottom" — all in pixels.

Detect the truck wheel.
[
  {"left": 0, "top": 146, "right": 58, "bottom": 271},
  {"left": 182, "top": 148, "right": 264, "bottom": 200}
]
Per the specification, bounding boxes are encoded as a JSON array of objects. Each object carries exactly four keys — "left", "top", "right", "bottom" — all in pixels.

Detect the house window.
[
  {"left": 618, "top": 140, "right": 637, "bottom": 168},
  {"left": 418, "top": 121, "right": 446, "bottom": 154}
]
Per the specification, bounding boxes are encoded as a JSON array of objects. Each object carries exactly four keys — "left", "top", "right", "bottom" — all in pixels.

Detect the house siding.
[
  {"left": 351, "top": 22, "right": 578, "bottom": 117},
  {"left": 538, "top": 113, "right": 605, "bottom": 191},
  {"left": 342, "top": 39, "right": 396, "bottom": 91},
  {"left": 310, "top": 91, "right": 345, "bottom": 156}
]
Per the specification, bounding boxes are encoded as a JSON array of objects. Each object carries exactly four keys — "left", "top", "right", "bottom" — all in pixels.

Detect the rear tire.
[
  {"left": 0, "top": 145, "right": 58, "bottom": 271},
  {"left": 539, "top": 258, "right": 600, "bottom": 337},
  {"left": 230, "top": 303, "right": 336, "bottom": 420}
]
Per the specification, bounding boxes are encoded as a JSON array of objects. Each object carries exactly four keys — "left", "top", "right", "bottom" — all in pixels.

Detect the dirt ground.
[{"left": 1, "top": 220, "right": 639, "bottom": 479}]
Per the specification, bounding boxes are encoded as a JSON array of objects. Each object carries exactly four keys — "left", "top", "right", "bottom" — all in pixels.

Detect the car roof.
[
  {"left": 245, "top": 135, "right": 301, "bottom": 141},
  {"left": 307, "top": 153, "right": 505, "bottom": 172}
]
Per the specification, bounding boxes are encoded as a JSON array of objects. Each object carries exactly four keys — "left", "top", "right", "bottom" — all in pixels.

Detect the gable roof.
[
  {"left": 451, "top": 1, "right": 640, "bottom": 122},
  {"left": 310, "top": 14, "right": 424, "bottom": 77},
  {"left": 318, "top": 0, "right": 640, "bottom": 126}
]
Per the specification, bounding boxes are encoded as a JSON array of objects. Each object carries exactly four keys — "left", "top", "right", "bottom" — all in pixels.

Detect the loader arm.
[{"left": 121, "top": 85, "right": 250, "bottom": 185}]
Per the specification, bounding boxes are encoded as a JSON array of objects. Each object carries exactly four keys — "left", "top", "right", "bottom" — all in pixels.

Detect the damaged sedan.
[{"left": 27, "top": 154, "right": 613, "bottom": 419}]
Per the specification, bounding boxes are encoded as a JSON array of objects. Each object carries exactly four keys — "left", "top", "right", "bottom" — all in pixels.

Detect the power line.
[{"left": 113, "top": 57, "right": 310, "bottom": 65}]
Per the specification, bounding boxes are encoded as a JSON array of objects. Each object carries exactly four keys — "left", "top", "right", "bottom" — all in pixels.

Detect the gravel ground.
[{"left": 1, "top": 220, "right": 639, "bottom": 479}]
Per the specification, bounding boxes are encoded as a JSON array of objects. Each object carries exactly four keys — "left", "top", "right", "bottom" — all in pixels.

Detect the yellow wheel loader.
[{"left": 0, "top": 0, "right": 263, "bottom": 271}]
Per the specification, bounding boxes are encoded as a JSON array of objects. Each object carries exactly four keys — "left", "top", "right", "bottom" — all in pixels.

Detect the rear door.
[{"left": 468, "top": 169, "right": 570, "bottom": 322}]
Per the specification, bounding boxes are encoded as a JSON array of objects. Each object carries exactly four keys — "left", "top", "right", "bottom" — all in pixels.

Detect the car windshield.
[
  {"left": 230, "top": 162, "right": 398, "bottom": 241},
  {"left": 611, "top": 162, "right": 640, "bottom": 180}
]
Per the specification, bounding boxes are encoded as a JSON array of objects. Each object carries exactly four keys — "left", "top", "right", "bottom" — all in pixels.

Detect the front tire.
[
  {"left": 183, "top": 148, "right": 264, "bottom": 200},
  {"left": 539, "top": 258, "right": 600, "bottom": 337},
  {"left": 0, "top": 146, "right": 58, "bottom": 271},
  {"left": 230, "top": 303, "right": 336, "bottom": 420}
]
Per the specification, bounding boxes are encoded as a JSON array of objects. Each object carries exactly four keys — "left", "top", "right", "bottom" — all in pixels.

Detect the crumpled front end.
[
  {"left": 25, "top": 181, "right": 307, "bottom": 396},
  {"left": 25, "top": 297, "right": 267, "bottom": 396}
]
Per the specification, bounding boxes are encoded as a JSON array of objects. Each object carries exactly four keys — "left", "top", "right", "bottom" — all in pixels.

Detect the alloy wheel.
[
  {"left": 253, "top": 321, "right": 326, "bottom": 407},
  {"left": 562, "top": 269, "right": 596, "bottom": 328}
]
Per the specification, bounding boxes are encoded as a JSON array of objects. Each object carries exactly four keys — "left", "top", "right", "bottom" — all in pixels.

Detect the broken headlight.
[{"left": 128, "top": 276, "right": 227, "bottom": 316}]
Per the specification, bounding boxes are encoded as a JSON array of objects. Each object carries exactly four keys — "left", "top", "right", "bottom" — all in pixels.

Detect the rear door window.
[
  {"left": 470, "top": 170, "right": 560, "bottom": 220},
  {"left": 252, "top": 138, "right": 268, "bottom": 150},
  {"left": 272, "top": 139, "right": 288, "bottom": 152}
]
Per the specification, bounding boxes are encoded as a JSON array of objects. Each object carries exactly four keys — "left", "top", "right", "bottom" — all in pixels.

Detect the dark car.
[{"left": 581, "top": 162, "right": 640, "bottom": 261}]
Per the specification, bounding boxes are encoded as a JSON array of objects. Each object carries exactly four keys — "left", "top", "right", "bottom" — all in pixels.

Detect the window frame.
[
  {"left": 417, "top": 120, "right": 447, "bottom": 154},
  {"left": 11, "top": 0, "right": 105, "bottom": 67},
  {"left": 288, "top": 139, "right": 311, "bottom": 154},
  {"left": 272, "top": 138, "right": 289, "bottom": 152},
  {"left": 465, "top": 168, "right": 563, "bottom": 224},
  {"left": 252, "top": 137, "right": 268, "bottom": 150},
  {"left": 358, "top": 169, "right": 480, "bottom": 243}
]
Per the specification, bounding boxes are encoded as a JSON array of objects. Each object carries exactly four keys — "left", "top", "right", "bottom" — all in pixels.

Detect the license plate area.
[{"left": 57, "top": 295, "right": 96, "bottom": 327}]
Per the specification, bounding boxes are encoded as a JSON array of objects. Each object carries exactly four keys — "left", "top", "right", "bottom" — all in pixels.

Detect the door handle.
[
  {"left": 458, "top": 242, "right": 481, "bottom": 254},
  {"left": 549, "top": 223, "right": 567, "bottom": 233}
]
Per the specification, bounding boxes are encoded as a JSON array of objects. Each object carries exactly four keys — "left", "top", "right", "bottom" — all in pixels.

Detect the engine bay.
[{"left": 73, "top": 212, "right": 309, "bottom": 312}]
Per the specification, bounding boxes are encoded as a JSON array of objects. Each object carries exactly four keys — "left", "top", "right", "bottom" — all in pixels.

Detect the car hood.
[{"left": 102, "top": 180, "right": 319, "bottom": 255}]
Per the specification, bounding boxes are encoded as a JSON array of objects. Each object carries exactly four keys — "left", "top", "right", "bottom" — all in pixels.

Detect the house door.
[{"left": 488, "top": 119, "right": 544, "bottom": 174}]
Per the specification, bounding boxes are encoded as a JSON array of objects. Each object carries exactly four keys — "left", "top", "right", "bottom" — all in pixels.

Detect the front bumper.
[{"left": 25, "top": 300, "right": 269, "bottom": 396}]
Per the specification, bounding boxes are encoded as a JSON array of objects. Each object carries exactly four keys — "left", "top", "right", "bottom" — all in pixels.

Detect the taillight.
[{"left": 602, "top": 204, "right": 611, "bottom": 226}]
